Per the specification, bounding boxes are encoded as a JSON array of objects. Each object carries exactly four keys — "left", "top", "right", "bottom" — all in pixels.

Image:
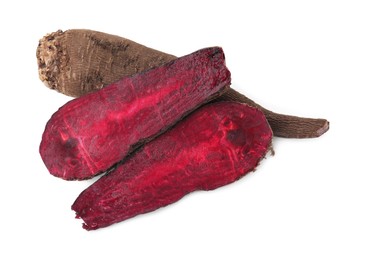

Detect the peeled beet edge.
[
  {"left": 72, "top": 102, "right": 273, "bottom": 230},
  {"left": 40, "top": 47, "right": 231, "bottom": 180}
]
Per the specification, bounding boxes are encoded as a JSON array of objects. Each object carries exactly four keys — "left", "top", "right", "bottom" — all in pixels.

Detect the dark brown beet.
[
  {"left": 39, "top": 47, "right": 231, "bottom": 180},
  {"left": 72, "top": 102, "right": 272, "bottom": 230},
  {"left": 37, "top": 29, "right": 329, "bottom": 139}
]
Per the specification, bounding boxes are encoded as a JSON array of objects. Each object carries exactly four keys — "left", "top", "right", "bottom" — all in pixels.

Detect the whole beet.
[{"left": 37, "top": 29, "right": 329, "bottom": 138}]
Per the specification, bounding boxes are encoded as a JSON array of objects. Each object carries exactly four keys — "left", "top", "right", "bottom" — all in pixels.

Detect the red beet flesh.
[
  {"left": 39, "top": 47, "right": 231, "bottom": 180},
  {"left": 72, "top": 102, "right": 272, "bottom": 230}
]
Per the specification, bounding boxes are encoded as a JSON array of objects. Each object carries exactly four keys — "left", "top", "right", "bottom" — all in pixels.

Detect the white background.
[{"left": 1, "top": 0, "right": 365, "bottom": 259}]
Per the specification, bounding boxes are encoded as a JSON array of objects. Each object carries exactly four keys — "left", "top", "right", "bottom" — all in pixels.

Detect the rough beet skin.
[
  {"left": 40, "top": 47, "right": 231, "bottom": 180},
  {"left": 72, "top": 102, "right": 273, "bottom": 230}
]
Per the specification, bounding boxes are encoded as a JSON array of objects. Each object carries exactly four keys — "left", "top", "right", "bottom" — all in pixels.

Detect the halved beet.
[
  {"left": 72, "top": 102, "right": 273, "bottom": 230},
  {"left": 40, "top": 47, "right": 231, "bottom": 180}
]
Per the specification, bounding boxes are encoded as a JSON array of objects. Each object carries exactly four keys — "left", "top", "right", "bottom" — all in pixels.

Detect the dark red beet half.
[
  {"left": 72, "top": 102, "right": 273, "bottom": 230},
  {"left": 40, "top": 47, "right": 231, "bottom": 180}
]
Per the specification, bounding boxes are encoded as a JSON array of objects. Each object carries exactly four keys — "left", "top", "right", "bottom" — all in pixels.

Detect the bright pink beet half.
[
  {"left": 39, "top": 47, "right": 231, "bottom": 180},
  {"left": 72, "top": 102, "right": 273, "bottom": 230}
]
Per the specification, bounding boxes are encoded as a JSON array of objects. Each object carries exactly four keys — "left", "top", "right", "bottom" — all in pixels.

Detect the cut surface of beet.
[
  {"left": 72, "top": 102, "right": 272, "bottom": 230},
  {"left": 40, "top": 47, "right": 231, "bottom": 180}
]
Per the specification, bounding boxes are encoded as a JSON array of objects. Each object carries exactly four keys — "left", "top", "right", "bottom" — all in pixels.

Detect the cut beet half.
[
  {"left": 72, "top": 101, "right": 273, "bottom": 230},
  {"left": 40, "top": 47, "right": 231, "bottom": 180}
]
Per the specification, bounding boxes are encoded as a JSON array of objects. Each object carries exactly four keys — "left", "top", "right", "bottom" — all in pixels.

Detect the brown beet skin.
[
  {"left": 72, "top": 102, "right": 273, "bottom": 230},
  {"left": 39, "top": 47, "right": 231, "bottom": 180}
]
